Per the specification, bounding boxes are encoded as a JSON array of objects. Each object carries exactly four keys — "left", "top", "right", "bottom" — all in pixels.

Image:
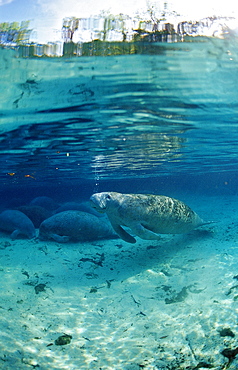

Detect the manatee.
[
  {"left": 90, "top": 192, "right": 211, "bottom": 244},
  {"left": 55, "top": 201, "right": 102, "bottom": 217},
  {"left": 16, "top": 205, "right": 52, "bottom": 228},
  {"left": 38, "top": 210, "right": 117, "bottom": 243},
  {"left": 30, "top": 196, "right": 59, "bottom": 211},
  {"left": 0, "top": 210, "right": 36, "bottom": 240}
]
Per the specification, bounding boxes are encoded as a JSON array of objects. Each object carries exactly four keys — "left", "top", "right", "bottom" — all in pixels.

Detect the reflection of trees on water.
[{"left": 0, "top": 9, "right": 233, "bottom": 57}]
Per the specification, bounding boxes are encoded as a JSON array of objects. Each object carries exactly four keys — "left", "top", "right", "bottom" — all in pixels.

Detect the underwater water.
[
  {"left": 1, "top": 37, "right": 238, "bottom": 201},
  {"left": 1, "top": 37, "right": 238, "bottom": 369}
]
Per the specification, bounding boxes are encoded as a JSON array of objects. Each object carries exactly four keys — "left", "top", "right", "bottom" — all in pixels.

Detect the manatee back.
[
  {"left": 106, "top": 193, "right": 205, "bottom": 234},
  {"left": 55, "top": 201, "right": 103, "bottom": 217},
  {"left": 39, "top": 210, "right": 116, "bottom": 242},
  {"left": 142, "top": 195, "right": 204, "bottom": 234}
]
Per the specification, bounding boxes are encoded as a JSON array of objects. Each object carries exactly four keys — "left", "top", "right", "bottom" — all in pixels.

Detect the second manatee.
[{"left": 39, "top": 210, "right": 117, "bottom": 242}]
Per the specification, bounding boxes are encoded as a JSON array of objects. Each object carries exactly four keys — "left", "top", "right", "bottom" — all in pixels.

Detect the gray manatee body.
[
  {"left": 17, "top": 205, "right": 52, "bottom": 228},
  {"left": 55, "top": 201, "right": 103, "bottom": 217},
  {"left": 90, "top": 192, "right": 209, "bottom": 244},
  {"left": 0, "top": 210, "right": 36, "bottom": 239},
  {"left": 39, "top": 210, "right": 117, "bottom": 242},
  {"left": 30, "top": 196, "right": 59, "bottom": 211}
]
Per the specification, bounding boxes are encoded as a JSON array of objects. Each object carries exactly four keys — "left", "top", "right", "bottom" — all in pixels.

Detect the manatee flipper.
[
  {"left": 51, "top": 234, "right": 70, "bottom": 243},
  {"left": 132, "top": 223, "right": 161, "bottom": 241},
  {"left": 111, "top": 223, "right": 136, "bottom": 244},
  {"left": 10, "top": 229, "right": 20, "bottom": 240}
]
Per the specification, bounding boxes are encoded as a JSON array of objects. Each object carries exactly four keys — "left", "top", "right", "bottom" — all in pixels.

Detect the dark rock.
[
  {"left": 221, "top": 347, "right": 238, "bottom": 360},
  {"left": 55, "top": 334, "right": 72, "bottom": 345},
  {"left": 34, "top": 283, "right": 46, "bottom": 294},
  {"left": 218, "top": 328, "right": 235, "bottom": 337}
]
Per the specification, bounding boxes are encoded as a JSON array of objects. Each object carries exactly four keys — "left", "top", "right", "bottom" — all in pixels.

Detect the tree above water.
[{"left": 0, "top": 21, "right": 32, "bottom": 45}]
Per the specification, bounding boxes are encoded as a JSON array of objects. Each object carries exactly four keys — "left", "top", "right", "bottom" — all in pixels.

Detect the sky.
[{"left": 0, "top": 0, "right": 238, "bottom": 43}]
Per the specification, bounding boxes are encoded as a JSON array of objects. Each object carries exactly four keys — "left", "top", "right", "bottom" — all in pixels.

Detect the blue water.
[
  {"left": 0, "top": 37, "right": 238, "bottom": 203},
  {"left": 1, "top": 37, "right": 238, "bottom": 369}
]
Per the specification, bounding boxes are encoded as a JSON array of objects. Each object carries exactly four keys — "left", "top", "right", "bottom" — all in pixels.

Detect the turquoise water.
[
  {"left": 1, "top": 37, "right": 238, "bottom": 369},
  {"left": 1, "top": 37, "right": 238, "bottom": 202}
]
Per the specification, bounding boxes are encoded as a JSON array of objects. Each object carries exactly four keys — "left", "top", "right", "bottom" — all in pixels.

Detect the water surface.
[{"left": 0, "top": 37, "right": 238, "bottom": 199}]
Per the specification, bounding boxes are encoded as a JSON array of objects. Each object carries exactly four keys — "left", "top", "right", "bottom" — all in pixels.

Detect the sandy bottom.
[{"left": 0, "top": 194, "right": 238, "bottom": 369}]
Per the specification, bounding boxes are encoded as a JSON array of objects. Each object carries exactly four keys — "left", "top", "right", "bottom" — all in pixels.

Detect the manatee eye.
[{"left": 106, "top": 194, "right": 111, "bottom": 200}]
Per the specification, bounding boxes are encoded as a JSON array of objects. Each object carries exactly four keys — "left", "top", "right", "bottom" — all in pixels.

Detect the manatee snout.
[{"left": 90, "top": 193, "right": 107, "bottom": 212}]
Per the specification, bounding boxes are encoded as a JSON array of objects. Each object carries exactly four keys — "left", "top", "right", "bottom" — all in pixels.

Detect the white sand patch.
[{"left": 0, "top": 195, "right": 238, "bottom": 369}]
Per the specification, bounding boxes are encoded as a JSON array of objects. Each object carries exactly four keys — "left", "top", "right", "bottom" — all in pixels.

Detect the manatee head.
[{"left": 90, "top": 192, "right": 118, "bottom": 213}]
